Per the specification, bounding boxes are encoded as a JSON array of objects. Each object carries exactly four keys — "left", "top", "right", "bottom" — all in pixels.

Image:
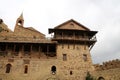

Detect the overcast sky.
[{"left": 0, "top": 0, "right": 120, "bottom": 64}]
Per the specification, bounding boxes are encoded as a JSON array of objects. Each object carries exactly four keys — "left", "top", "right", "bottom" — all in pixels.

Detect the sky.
[{"left": 0, "top": 0, "right": 120, "bottom": 64}]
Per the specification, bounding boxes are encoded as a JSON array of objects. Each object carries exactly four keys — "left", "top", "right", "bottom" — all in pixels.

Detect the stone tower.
[
  {"left": 49, "top": 19, "right": 97, "bottom": 80},
  {"left": 15, "top": 13, "right": 24, "bottom": 27}
]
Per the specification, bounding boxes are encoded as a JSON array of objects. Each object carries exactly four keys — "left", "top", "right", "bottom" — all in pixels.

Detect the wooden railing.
[
  {"left": 53, "top": 36, "right": 97, "bottom": 41},
  {"left": 0, "top": 36, "right": 52, "bottom": 42}
]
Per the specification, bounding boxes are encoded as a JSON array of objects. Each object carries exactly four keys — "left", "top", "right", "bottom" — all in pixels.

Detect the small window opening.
[
  {"left": 6, "top": 64, "right": 12, "bottom": 73},
  {"left": 63, "top": 54, "right": 67, "bottom": 61},
  {"left": 18, "top": 20, "right": 22, "bottom": 25},
  {"left": 24, "top": 65, "right": 28, "bottom": 74},
  {"left": 83, "top": 54, "right": 87, "bottom": 61},
  {"left": 51, "top": 66, "right": 56, "bottom": 75},
  {"left": 70, "top": 71, "right": 73, "bottom": 75}
]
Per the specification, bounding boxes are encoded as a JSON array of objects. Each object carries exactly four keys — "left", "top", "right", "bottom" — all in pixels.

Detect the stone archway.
[
  {"left": 46, "top": 77, "right": 59, "bottom": 80},
  {"left": 98, "top": 76, "right": 105, "bottom": 80}
]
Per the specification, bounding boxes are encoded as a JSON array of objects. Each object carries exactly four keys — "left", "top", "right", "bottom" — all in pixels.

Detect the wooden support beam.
[
  {"left": 47, "top": 45, "right": 49, "bottom": 58},
  {"left": 38, "top": 45, "right": 41, "bottom": 58}
]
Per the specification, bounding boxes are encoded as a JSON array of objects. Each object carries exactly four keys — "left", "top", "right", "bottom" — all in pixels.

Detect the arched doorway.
[
  {"left": 6, "top": 63, "right": 12, "bottom": 73},
  {"left": 98, "top": 76, "right": 105, "bottom": 80},
  {"left": 51, "top": 66, "right": 56, "bottom": 75}
]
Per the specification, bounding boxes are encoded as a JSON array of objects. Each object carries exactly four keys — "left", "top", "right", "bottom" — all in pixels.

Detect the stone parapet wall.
[
  {"left": 94, "top": 59, "right": 120, "bottom": 71},
  {"left": 92, "top": 68, "right": 120, "bottom": 80}
]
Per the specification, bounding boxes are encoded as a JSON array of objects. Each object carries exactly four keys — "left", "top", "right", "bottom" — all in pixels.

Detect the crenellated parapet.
[{"left": 94, "top": 59, "right": 120, "bottom": 71}]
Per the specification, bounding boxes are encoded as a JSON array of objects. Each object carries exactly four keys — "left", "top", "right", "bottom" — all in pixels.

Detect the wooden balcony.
[{"left": 52, "top": 36, "right": 97, "bottom": 42}]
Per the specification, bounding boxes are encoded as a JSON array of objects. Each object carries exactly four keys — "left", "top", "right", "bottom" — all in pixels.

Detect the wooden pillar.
[
  {"left": 84, "top": 42, "right": 86, "bottom": 50},
  {"left": 5, "top": 43, "right": 8, "bottom": 56},
  {"left": 21, "top": 44, "right": 24, "bottom": 52},
  {"left": 22, "top": 44, "right": 24, "bottom": 56},
  {"left": 73, "top": 32, "right": 75, "bottom": 40},
  {"left": 47, "top": 45, "right": 49, "bottom": 58},
  {"left": 29, "top": 44, "right": 32, "bottom": 57},
  {"left": 13, "top": 44, "right": 16, "bottom": 56},
  {"left": 30, "top": 44, "right": 33, "bottom": 52},
  {"left": 5, "top": 43, "right": 8, "bottom": 52},
  {"left": 13, "top": 44, "right": 16, "bottom": 52},
  {"left": 62, "top": 32, "right": 63, "bottom": 39},
  {"left": 73, "top": 32, "right": 75, "bottom": 49},
  {"left": 38, "top": 45, "right": 41, "bottom": 58}
]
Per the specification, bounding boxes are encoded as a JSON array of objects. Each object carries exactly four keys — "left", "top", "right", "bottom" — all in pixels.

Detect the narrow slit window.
[
  {"left": 70, "top": 71, "right": 73, "bottom": 75},
  {"left": 63, "top": 54, "right": 67, "bottom": 61},
  {"left": 83, "top": 54, "right": 87, "bottom": 61},
  {"left": 24, "top": 65, "right": 28, "bottom": 74}
]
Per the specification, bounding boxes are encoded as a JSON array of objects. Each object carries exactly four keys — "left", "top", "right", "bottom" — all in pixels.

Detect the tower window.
[
  {"left": 18, "top": 20, "right": 22, "bottom": 25},
  {"left": 6, "top": 64, "right": 12, "bottom": 73},
  {"left": 70, "top": 71, "right": 73, "bottom": 75},
  {"left": 51, "top": 66, "right": 56, "bottom": 75},
  {"left": 24, "top": 65, "right": 28, "bottom": 74},
  {"left": 83, "top": 54, "right": 87, "bottom": 61},
  {"left": 63, "top": 54, "right": 67, "bottom": 61}
]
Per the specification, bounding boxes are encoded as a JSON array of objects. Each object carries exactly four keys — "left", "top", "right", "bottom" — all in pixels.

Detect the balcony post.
[
  {"left": 62, "top": 32, "right": 63, "bottom": 39},
  {"left": 38, "top": 45, "right": 41, "bottom": 58},
  {"left": 47, "top": 45, "right": 49, "bottom": 58}
]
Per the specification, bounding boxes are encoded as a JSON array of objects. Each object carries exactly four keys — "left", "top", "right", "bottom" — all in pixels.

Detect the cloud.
[{"left": 0, "top": 0, "right": 120, "bottom": 63}]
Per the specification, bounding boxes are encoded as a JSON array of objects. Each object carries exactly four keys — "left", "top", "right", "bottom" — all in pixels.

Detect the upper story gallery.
[{"left": 0, "top": 13, "right": 97, "bottom": 59}]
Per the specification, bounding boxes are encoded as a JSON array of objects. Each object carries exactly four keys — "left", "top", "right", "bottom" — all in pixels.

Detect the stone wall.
[
  {"left": 92, "top": 59, "right": 120, "bottom": 80},
  {"left": 92, "top": 68, "right": 120, "bottom": 80},
  {"left": 0, "top": 44, "right": 94, "bottom": 80},
  {"left": 94, "top": 59, "right": 120, "bottom": 71},
  {"left": 56, "top": 44, "right": 94, "bottom": 80}
]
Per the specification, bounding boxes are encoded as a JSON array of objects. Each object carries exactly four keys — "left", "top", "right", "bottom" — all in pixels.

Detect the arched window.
[
  {"left": 24, "top": 65, "right": 28, "bottom": 74},
  {"left": 51, "top": 66, "right": 56, "bottom": 75},
  {"left": 18, "top": 20, "right": 22, "bottom": 25},
  {"left": 6, "top": 64, "right": 12, "bottom": 73},
  {"left": 98, "top": 77, "right": 105, "bottom": 80}
]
